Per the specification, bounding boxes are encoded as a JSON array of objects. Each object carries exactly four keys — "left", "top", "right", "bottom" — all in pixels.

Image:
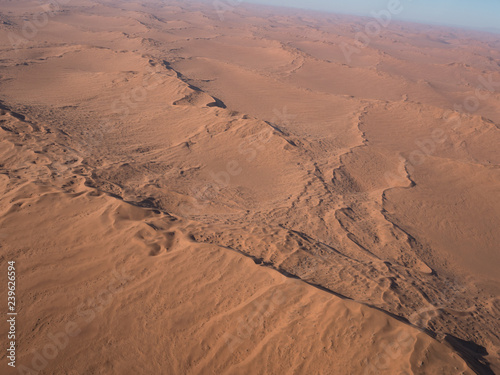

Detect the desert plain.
[{"left": 0, "top": 0, "right": 499, "bottom": 374}]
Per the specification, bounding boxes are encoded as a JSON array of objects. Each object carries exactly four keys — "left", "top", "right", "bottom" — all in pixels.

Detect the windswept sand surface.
[{"left": 0, "top": 1, "right": 499, "bottom": 374}]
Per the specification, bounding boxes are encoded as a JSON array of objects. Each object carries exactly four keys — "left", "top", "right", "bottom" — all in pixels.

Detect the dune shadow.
[{"left": 445, "top": 335, "right": 494, "bottom": 375}]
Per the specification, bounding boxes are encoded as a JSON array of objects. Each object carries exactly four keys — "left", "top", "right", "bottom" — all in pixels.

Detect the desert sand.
[{"left": 0, "top": 0, "right": 499, "bottom": 374}]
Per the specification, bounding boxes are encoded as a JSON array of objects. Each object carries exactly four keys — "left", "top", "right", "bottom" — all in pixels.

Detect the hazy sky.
[{"left": 243, "top": 0, "right": 500, "bottom": 31}]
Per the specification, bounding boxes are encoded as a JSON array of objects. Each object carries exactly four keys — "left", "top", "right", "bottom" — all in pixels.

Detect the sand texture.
[{"left": 0, "top": 1, "right": 499, "bottom": 374}]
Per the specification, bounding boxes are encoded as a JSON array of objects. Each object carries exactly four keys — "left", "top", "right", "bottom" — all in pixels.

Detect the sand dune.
[
  {"left": 0, "top": 0, "right": 499, "bottom": 374},
  {"left": 0, "top": 101, "right": 475, "bottom": 375}
]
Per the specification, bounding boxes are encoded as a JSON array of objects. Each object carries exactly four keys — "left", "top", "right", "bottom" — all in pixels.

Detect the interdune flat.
[{"left": 0, "top": 0, "right": 499, "bottom": 374}]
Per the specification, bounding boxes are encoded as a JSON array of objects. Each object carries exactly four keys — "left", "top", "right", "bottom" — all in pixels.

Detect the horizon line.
[{"left": 239, "top": 0, "right": 500, "bottom": 35}]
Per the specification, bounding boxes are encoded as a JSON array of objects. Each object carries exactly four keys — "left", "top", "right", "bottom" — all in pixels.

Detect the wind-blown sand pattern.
[{"left": 0, "top": 1, "right": 499, "bottom": 374}]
